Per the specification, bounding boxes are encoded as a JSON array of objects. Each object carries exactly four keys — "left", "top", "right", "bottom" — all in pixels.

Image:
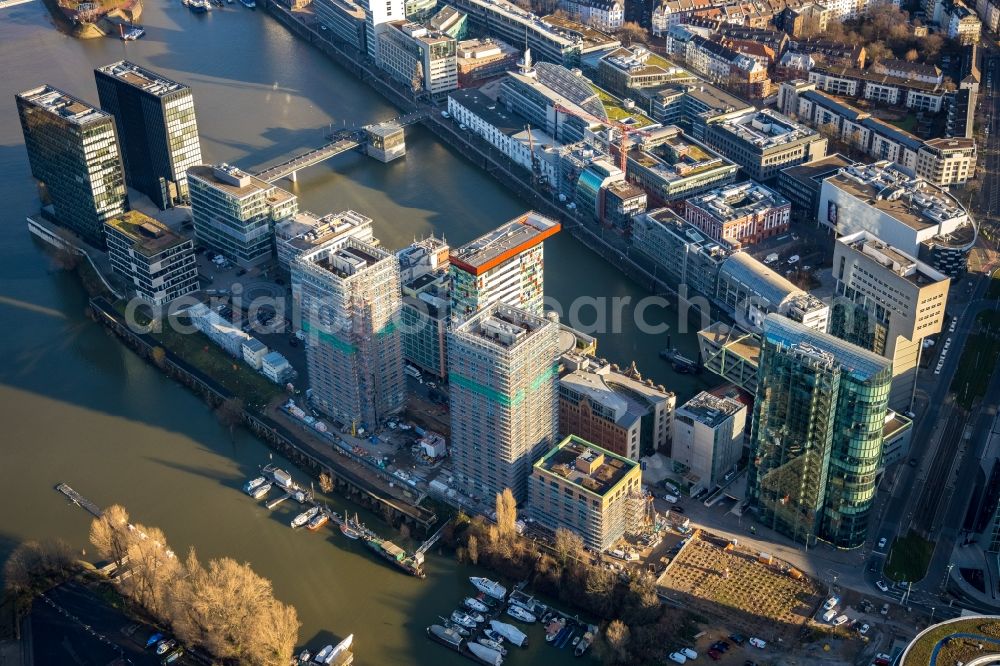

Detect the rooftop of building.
[
  {"left": 105, "top": 210, "right": 190, "bottom": 256},
  {"left": 779, "top": 152, "right": 854, "bottom": 190},
  {"left": 698, "top": 321, "right": 761, "bottom": 365},
  {"left": 640, "top": 208, "right": 734, "bottom": 255},
  {"left": 801, "top": 89, "right": 869, "bottom": 123},
  {"left": 17, "top": 84, "right": 110, "bottom": 126},
  {"left": 712, "top": 108, "right": 820, "bottom": 150},
  {"left": 923, "top": 136, "right": 977, "bottom": 153},
  {"left": 762, "top": 312, "right": 892, "bottom": 380},
  {"left": 96, "top": 61, "right": 189, "bottom": 97},
  {"left": 787, "top": 39, "right": 865, "bottom": 58},
  {"left": 589, "top": 83, "right": 657, "bottom": 127},
  {"left": 680, "top": 82, "right": 753, "bottom": 114},
  {"left": 872, "top": 58, "right": 942, "bottom": 79},
  {"left": 534, "top": 435, "right": 638, "bottom": 497},
  {"left": 429, "top": 4, "right": 465, "bottom": 30},
  {"left": 387, "top": 20, "right": 455, "bottom": 45},
  {"left": 560, "top": 353, "right": 673, "bottom": 427},
  {"left": 316, "top": 0, "right": 365, "bottom": 18},
  {"left": 540, "top": 14, "right": 619, "bottom": 51},
  {"left": 450, "top": 211, "right": 560, "bottom": 275},
  {"left": 453, "top": 303, "right": 553, "bottom": 349},
  {"left": 187, "top": 163, "right": 293, "bottom": 203},
  {"left": 687, "top": 180, "right": 789, "bottom": 222},
  {"left": 677, "top": 390, "right": 744, "bottom": 427},
  {"left": 837, "top": 230, "right": 950, "bottom": 286},
  {"left": 283, "top": 210, "right": 372, "bottom": 252},
  {"left": 600, "top": 45, "right": 691, "bottom": 80},
  {"left": 719, "top": 251, "right": 801, "bottom": 307},
  {"left": 826, "top": 161, "right": 971, "bottom": 233},
  {"left": 302, "top": 237, "right": 391, "bottom": 279},
  {"left": 629, "top": 125, "right": 735, "bottom": 183},
  {"left": 454, "top": 0, "right": 578, "bottom": 46},
  {"left": 811, "top": 64, "right": 952, "bottom": 94},
  {"left": 457, "top": 37, "right": 518, "bottom": 60},
  {"left": 883, "top": 410, "right": 912, "bottom": 440},
  {"left": 450, "top": 88, "right": 528, "bottom": 135}
]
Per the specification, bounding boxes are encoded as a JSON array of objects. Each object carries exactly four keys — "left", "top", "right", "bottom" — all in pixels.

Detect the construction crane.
[{"left": 553, "top": 102, "right": 649, "bottom": 173}]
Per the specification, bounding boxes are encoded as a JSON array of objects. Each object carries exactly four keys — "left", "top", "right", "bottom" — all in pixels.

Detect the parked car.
[
  {"left": 707, "top": 648, "right": 721, "bottom": 661},
  {"left": 858, "top": 623, "right": 870, "bottom": 635},
  {"left": 877, "top": 537, "right": 887, "bottom": 549},
  {"left": 668, "top": 652, "right": 687, "bottom": 664},
  {"left": 876, "top": 580, "right": 889, "bottom": 593},
  {"left": 833, "top": 615, "right": 849, "bottom": 627},
  {"left": 681, "top": 647, "right": 697, "bottom": 660},
  {"left": 749, "top": 637, "right": 766, "bottom": 649},
  {"left": 711, "top": 641, "right": 729, "bottom": 652},
  {"left": 729, "top": 634, "right": 746, "bottom": 645}
]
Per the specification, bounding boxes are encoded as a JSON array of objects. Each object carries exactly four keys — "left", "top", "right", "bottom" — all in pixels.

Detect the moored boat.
[
  {"left": 483, "top": 628, "right": 505, "bottom": 644},
  {"left": 545, "top": 617, "right": 566, "bottom": 643},
  {"left": 297, "top": 648, "right": 311, "bottom": 663},
  {"left": 470, "top": 577, "right": 506, "bottom": 600},
  {"left": 505, "top": 605, "right": 536, "bottom": 623},
  {"left": 450, "top": 610, "right": 477, "bottom": 628},
  {"left": 442, "top": 619, "right": 470, "bottom": 638},
  {"left": 426, "top": 624, "right": 463, "bottom": 651},
  {"left": 328, "top": 634, "right": 353, "bottom": 662},
  {"left": 488, "top": 620, "right": 527, "bottom": 648},
  {"left": 313, "top": 645, "right": 333, "bottom": 663},
  {"left": 250, "top": 482, "right": 272, "bottom": 499},
  {"left": 477, "top": 638, "right": 507, "bottom": 655},
  {"left": 306, "top": 511, "right": 329, "bottom": 531},
  {"left": 291, "top": 506, "right": 320, "bottom": 528},
  {"left": 243, "top": 476, "right": 265, "bottom": 493},
  {"left": 467, "top": 641, "right": 503, "bottom": 666},
  {"left": 362, "top": 534, "right": 424, "bottom": 577},
  {"left": 340, "top": 513, "right": 361, "bottom": 539},
  {"left": 463, "top": 597, "right": 489, "bottom": 614},
  {"left": 574, "top": 625, "right": 597, "bottom": 657}
]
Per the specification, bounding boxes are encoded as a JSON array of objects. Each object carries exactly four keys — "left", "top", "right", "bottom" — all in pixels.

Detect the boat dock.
[
  {"left": 55, "top": 483, "right": 103, "bottom": 518},
  {"left": 265, "top": 492, "right": 292, "bottom": 510}
]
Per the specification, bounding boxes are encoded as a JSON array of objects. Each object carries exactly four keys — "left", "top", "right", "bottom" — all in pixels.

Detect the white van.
[
  {"left": 822, "top": 609, "right": 837, "bottom": 623},
  {"left": 833, "top": 614, "right": 849, "bottom": 626},
  {"left": 681, "top": 647, "right": 697, "bottom": 660},
  {"left": 668, "top": 652, "right": 687, "bottom": 664},
  {"left": 663, "top": 494, "right": 679, "bottom": 504}
]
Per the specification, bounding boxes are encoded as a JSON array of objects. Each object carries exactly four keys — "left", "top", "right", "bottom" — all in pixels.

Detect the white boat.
[
  {"left": 297, "top": 649, "right": 311, "bottom": 663},
  {"left": 477, "top": 637, "right": 507, "bottom": 655},
  {"left": 505, "top": 605, "right": 536, "bottom": 623},
  {"left": 467, "top": 641, "right": 503, "bottom": 666},
  {"left": 488, "top": 620, "right": 527, "bottom": 648},
  {"left": 467, "top": 611, "right": 485, "bottom": 624},
  {"left": 470, "top": 576, "right": 507, "bottom": 600},
  {"left": 250, "top": 482, "right": 272, "bottom": 499},
  {"left": 327, "top": 634, "right": 353, "bottom": 663},
  {"left": 312, "top": 645, "right": 333, "bottom": 663},
  {"left": 450, "top": 610, "right": 478, "bottom": 628},
  {"left": 291, "top": 507, "right": 320, "bottom": 528},
  {"left": 483, "top": 628, "right": 505, "bottom": 644},
  {"left": 464, "top": 597, "right": 489, "bottom": 613},
  {"left": 243, "top": 476, "right": 265, "bottom": 493}
]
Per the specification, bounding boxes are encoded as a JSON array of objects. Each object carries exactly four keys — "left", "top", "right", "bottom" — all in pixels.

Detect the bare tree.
[
  {"left": 3, "top": 540, "right": 77, "bottom": 597},
  {"left": 411, "top": 59, "right": 424, "bottom": 97},
  {"left": 319, "top": 471, "right": 334, "bottom": 494},
  {"left": 120, "top": 524, "right": 180, "bottom": 618},
  {"left": 616, "top": 21, "right": 648, "bottom": 46},
  {"left": 151, "top": 346, "right": 167, "bottom": 369},
  {"left": 553, "top": 527, "right": 585, "bottom": 567},
  {"left": 89, "top": 504, "right": 131, "bottom": 567},
  {"left": 495, "top": 488, "right": 518, "bottom": 544},
  {"left": 467, "top": 534, "right": 480, "bottom": 565},
  {"left": 604, "top": 619, "right": 631, "bottom": 663}
]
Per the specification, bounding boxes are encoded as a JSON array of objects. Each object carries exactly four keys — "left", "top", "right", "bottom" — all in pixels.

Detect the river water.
[{"left": 0, "top": 1, "right": 712, "bottom": 659}]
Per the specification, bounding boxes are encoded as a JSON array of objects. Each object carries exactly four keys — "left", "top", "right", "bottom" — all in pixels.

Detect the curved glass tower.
[{"left": 747, "top": 313, "right": 892, "bottom": 549}]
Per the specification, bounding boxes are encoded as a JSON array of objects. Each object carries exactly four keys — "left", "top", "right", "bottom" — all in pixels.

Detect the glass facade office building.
[
  {"left": 747, "top": 313, "right": 892, "bottom": 549},
  {"left": 16, "top": 85, "right": 128, "bottom": 247},
  {"left": 95, "top": 61, "right": 203, "bottom": 210}
]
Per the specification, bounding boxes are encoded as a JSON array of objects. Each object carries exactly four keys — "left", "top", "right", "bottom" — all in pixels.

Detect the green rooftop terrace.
[{"left": 590, "top": 83, "right": 656, "bottom": 128}]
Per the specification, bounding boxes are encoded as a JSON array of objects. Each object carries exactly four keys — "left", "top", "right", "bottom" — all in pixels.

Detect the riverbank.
[{"left": 39, "top": 0, "right": 142, "bottom": 38}]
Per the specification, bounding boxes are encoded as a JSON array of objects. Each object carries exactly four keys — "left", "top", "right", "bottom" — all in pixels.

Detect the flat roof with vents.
[
  {"left": 97, "top": 61, "right": 188, "bottom": 98},
  {"left": 105, "top": 210, "right": 189, "bottom": 256},
  {"left": 534, "top": 435, "right": 638, "bottom": 497},
  {"left": 17, "top": 85, "right": 111, "bottom": 126},
  {"left": 449, "top": 211, "right": 560, "bottom": 275}
]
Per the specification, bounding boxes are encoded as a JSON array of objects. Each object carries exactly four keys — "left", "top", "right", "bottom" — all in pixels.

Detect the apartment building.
[
  {"left": 703, "top": 108, "right": 827, "bottom": 182},
  {"left": 559, "top": 0, "right": 625, "bottom": 30},
  {"left": 448, "top": 211, "right": 560, "bottom": 319},
  {"left": 449, "top": 304, "right": 560, "bottom": 501},
  {"left": 104, "top": 210, "right": 198, "bottom": 306},
  {"left": 275, "top": 209, "right": 374, "bottom": 272},
  {"left": 625, "top": 125, "right": 740, "bottom": 205},
  {"left": 672, "top": 390, "right": 746, "bottom": 490},
  {"left": 187, "top": 163, "right": 298, "bottom": 267},
  {"left": 558, "top": 352, "right": 675, "bottom": 460},
  {"left": 596, "top": 45, "right": 695, "bottom": 98},
  {"left": 683, "top": 180, "right": 790, "bottom": 247},
  {"left": 378, "top": 21, "right": 458, "bottom": 94},
  {"left": 529, "top": 435, "right": 642, "bottom": 550},
  {"left": 830, "top": 230, "right": 950, "bottom": 411},
  {"left": 294, "top": 237, "right": 405, "bottom": 428}
]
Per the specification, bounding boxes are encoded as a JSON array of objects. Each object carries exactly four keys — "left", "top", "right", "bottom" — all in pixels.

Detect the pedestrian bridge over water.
[{"left": 252, "top": 109, "right": 429, "bottom": 184}]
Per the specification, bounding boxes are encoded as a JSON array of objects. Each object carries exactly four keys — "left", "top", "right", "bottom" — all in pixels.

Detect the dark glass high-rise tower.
[
  {"left": 747, "top": 313, "right": 892, "bottom": 549},
  {"left": 16, "top": 85, "right": 128, "bottom": 247},
  {"left": 95, "top": 61, "right": 202, "bottom": 209}
]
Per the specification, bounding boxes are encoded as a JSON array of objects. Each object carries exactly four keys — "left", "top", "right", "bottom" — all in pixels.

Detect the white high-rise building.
[
  {"left": 294, "top": 237, "right": 405, "bottom": 428},
  {"left": 361, "top": 0, "right": 405, "bottom": 60},
  {"left": 448, "top": 303, "right": 559, "bottom": 502}
]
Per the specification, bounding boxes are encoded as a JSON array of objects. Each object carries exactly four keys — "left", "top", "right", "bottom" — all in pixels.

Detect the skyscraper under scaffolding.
[{"left": 294, "top": 237, "right": 405, "bottom": 428}]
